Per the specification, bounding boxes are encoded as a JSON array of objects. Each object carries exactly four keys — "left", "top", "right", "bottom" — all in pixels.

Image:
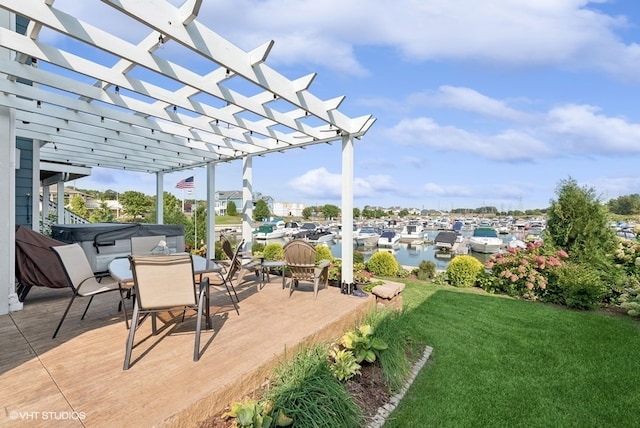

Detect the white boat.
[
  {"left": 400, "top": 221, "right": 426, "bottom": 242},
  {"left": 378, "top": 230, "right": 400, "bottom": 247},
  {"left": 253, "top": 223, "right": 286, "bottom": 240},
  {"left": 355, "top": 226, "right": 382, "bottom": 246},
  {"left": 469, "top": 227, "right": 502, "bottom": 254}
]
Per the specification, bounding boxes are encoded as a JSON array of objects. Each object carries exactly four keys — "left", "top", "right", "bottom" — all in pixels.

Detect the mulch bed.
[{"left": 200, "top": 362, "right": 390, "bottom": 427}]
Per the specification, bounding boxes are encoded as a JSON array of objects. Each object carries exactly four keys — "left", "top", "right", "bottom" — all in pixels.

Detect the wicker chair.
[{"left": 282, "top": 239, "right": 330, "bottom": 299}]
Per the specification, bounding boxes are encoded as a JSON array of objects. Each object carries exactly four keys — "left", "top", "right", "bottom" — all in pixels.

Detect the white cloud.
[
  {"left": 545, "top": 104, "right": 640, "bottom": 154},
  {"left": 408, "top": 86, "right": 533, "bottom": 122},
  {"left": 288, "top": 168, "right": 397, "bottom": 200},
  {"left": 193, "top": 0, "right": 640, "bottom": 80},
  {"left": 387, "top": 117, "right": 551, "bottom": 161},
  {"left": 424, "top": 183, "right": 472, "bottom": 197}
]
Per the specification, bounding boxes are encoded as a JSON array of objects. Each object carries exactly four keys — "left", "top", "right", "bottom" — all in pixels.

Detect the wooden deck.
[{"left": 1, "top": 273, "right": 375, "bottom": 427}]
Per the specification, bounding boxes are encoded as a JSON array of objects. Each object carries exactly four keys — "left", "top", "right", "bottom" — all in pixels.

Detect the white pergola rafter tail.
[
  {"left": 102, "top": 0, "right": 360, "bottom": 133},
  {"left": 0, "top": 77, "right": 245, "bottom": 159},
  {"left": 0, "top": 51, "right": 273, "bottom": 154},
  {"left": 2, "top": 0, "right": 338, "bottom": 144},
  {"left": 15, "top": 113, "right": 216, "bottom": 166}
]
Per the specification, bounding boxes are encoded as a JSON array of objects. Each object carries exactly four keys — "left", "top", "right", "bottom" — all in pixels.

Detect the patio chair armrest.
[
  {"left": 317, "top": 259, "right": 331, "bottom": 269},
  {"left": 199, "top": 276, "right": 209, "bottom": 298}
]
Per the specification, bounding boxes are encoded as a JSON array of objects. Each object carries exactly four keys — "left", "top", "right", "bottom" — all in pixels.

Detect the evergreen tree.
[
  {"left": 253, "top": 199, "right": 270, "bottom": 221},
  {"left": 546, "top": 177, "right": 616, "bottom": 263}
]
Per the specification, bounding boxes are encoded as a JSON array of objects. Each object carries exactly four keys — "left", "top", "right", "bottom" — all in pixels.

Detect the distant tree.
[
  {"left": 399, "top": 208, "right": 409, "bottom": 217},
  {"left": 227, "top": 200, "right": 238, "bottom": 216},
  {"left": 322, "top": 204, "right": 340, "bottom": 220},
  {"left": 103, "top": 189, "right": 118, "bottom": 200},
  {"left": 253, "top": 199, "right": 270, "bottom": 221},
  {"left": 353, "top": 207, "right": 361, "bottom": 219},
  {"left": 546, "top": 177, "right": 616, "bottom": 264},
  {"left": 302, "top": 206, "right": 313, "bottom": 219},
  {"left": 184, "top": 203, "right": 207, "bottom": 250},
  {"left": 608, "top": 194, "right": 640, "bottom": 215},
  {"left": 361, "top": 208, "right": 375, "bottom": 219},
  {"left": 89, "top": 201, "right": 112, "bottom": 223},
  {"left": 148, "top": 192, "right": 188, "bottom": 225},
  {"left": 69, "top": 194, "right": 88, "bottom": 218},
  {"left": 374, "top": 208, "right": 386, "bottom": 218},
  {"left": 120, "top": 190, "right": 153, "bottom": 221}
]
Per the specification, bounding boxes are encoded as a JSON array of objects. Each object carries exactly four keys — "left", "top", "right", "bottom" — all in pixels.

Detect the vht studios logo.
[{"left": 8, "top": 410, "right": 86, "bottom": 421}]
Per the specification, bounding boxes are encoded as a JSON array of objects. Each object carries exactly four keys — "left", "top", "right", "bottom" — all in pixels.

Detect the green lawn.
[{"left": 384, "top": 282, "right": 640, "bottom": 428}]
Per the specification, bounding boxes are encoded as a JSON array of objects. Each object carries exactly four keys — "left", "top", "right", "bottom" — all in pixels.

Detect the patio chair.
[
  {"left": 130, "top": 235, "right": 167, "bottom": 255},
  {"left": 51, "top": 243, "right": 124, "bottom": 339},
  {"left": 282, "top": 239, "right": 331, "bottom": 299},
  {"left": 202, "top": 244, "right": 241, "bottom": 315},
  {"left": 219, "top": 235, "right": 261, "bottom": 289},
  {"left": 123, "top": 254, "right": 207, "bottom": 369}
]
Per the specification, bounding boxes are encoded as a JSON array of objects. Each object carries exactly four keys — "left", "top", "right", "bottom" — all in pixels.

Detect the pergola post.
[
  {"left": 206, "top": 162, "right": 216, "bottom": 259},
  {"left": 155, "top": 171, "right": 164, "bottom": 224},
  {"left": 56, "top": 180, "right": 64, "bottom": 223},
  {"left": 30, "top": 139, "right": 40, "bottom": 230},
  {"left": 341, "top": 133, "right": 354, "bottom": 291},
  {"left": 242, "top": 156, "right": 254, "bottom": 249},
  {"left": 0, "top": 106, "right": 19, "bottom": 314}
]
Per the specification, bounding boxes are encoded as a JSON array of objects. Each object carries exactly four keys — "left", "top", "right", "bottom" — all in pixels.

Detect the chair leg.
[
  {"left": 119, "top": 287, "right": 131, "bottom": 329},
  {"left": 80, "top": 295, "right": 95, "bottom": 320},
  {"left": 123, "top": 302, "right": 140, "bottom": 370},
  {"left": 53, "top": 292, "right": 79, "bottom": 339},
  {"left": 222, "top": 278, "right": 240, "bottom": 315},
  {"left": 194, "top": 289, "right": 206, "bottom": 362}
]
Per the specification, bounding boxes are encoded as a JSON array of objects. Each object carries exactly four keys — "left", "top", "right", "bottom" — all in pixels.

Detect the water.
[
  {"left": 326, "top": 230, "right": 523, "bottom": 269},
  {"left": 256, "top": 230, "right": 525, "bottom": 269}
]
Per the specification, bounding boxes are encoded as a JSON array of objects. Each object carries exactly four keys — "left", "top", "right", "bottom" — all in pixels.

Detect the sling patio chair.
[
  {"left": 130, "top": 235, "right": 167, "bottom": 255},
  {"left": 218, "top": 235, "right": 261, "bottom": 290},
  {"left": 282, "top": 239, "right": 331, "bottom": 299},
  {"left": 123, "top": 253, "right": 208, "bottom": 369},
  {"left": 51, "top": 243, "right": 125, "bottom": 339}
]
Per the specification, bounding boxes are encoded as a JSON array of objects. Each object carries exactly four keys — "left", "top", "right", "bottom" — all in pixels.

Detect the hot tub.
[{"left": 50, "top": 223, "right": 185, "bottom": 273}]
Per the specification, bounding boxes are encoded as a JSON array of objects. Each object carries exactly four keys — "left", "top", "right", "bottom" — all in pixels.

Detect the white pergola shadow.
[{"left": 0, "top": 0, "right": 374, "bottom": 314}]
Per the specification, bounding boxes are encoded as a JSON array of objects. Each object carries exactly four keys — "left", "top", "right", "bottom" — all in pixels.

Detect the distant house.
[{"left": 215, "top": 191, "right": 277, "bottom": 216}]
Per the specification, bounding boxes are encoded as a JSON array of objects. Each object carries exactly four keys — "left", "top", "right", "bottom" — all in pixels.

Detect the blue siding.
[{"left": 15, "top": 138, "right": 33, "bottom": 227}]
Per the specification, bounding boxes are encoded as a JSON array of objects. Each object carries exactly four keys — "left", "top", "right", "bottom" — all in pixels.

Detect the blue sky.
[{"left": 64, "top": 0, "right": 640, "bottom": 211}]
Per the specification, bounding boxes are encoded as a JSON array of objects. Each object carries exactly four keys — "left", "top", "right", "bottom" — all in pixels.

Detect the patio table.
[
  {"left": 108, "top": 255, "right": 221, "bottom": 329},
  {"left": 260, "top": 260, "right": 286, "bottom": 290}
]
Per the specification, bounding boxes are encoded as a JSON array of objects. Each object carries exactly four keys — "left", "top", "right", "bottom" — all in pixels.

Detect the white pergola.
[{"left": 0, "top": 0, "right": 375, "bottom": 314}]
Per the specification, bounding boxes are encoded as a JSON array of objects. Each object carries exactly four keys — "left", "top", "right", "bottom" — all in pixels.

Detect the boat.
[
  {"left": 305, "top": 228, "right": 336, "bottom": 244},
  {"left": 355, "top": 226, "right": 382, "bottom": 246},
  {"left": 434, "top": 231, "right": 458, "bottom": 251},
  {"left": 253, "top": 223, "right": 286, "bottom": 240},
  {"left": 400, "top": 221, "right": 426, "bottom": 242},
  {"left": 293, "top": 222, "right": 321, "bottom": 239},
  {"left": 378, "top": 230, "right": 400, "bottom": 247},
  {"left": 282, "top": 221, "right": 301, "bottom": 237},
  {"left": 468, "top": 227, "right": 502, "bottom": 254}
]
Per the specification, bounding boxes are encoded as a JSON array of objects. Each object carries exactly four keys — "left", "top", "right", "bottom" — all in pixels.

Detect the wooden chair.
[
  {"left": 51, "top": 243, "right": 124, "bottom": 339},
  {"left": 123, "top": 254, "right": 207, "bottom": 369},
  {"left": 282, "top": 239, "right": 330, "bottom": 299}
]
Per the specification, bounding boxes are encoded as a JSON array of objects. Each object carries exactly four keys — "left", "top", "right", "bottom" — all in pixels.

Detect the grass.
[{"left": 383, "top": 281, "right": 640, "bottom": 427}]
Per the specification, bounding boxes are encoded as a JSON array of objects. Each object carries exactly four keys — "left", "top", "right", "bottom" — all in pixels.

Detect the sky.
[{"left": 60, "top": 0, "right": 640, "bottom": 212}]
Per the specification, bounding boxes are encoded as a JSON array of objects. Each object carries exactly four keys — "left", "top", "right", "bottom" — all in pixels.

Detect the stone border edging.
[{"left": 367, "top": 345, "right": 433, "bottom": 428}]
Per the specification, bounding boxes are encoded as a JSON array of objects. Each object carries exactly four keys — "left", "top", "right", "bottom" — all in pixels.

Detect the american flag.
[{"left": 175, "top": 176, "right": 195, "bottom": 189}]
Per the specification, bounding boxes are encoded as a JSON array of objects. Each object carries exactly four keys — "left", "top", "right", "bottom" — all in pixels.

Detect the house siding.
[{"left": 15, "top": 138, "right": 33, "bottom": 227}]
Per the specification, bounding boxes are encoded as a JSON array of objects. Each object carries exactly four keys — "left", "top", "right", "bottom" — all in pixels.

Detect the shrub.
[
  {"left": 620, "top": 282, "right": 640, "bottom": 316},
  {"left": 417, "top": 260, "right": 436, "bottom": 280},
  {"left": 553, "top": 262, "right": 607, "bottom": 310},
  {"left": 251, "top": 242, "right": 265, "bottom": 255},
  {"left": 263, "top": 242, "right": 284, "bottom": 261},
  {"left": 486, "top": 241, "right": 567, "bottom": 299},
  {"left": 269, "top": 345, "right": 362, "bottom": 427},
  {"left": 446, "top": 255, "right": 484, "bottom": 288},
  {"left": 354, "top": 250, "right": 365, "bottom": 264},
  {"left": 366, "top": 252, "right": 400, "bottom": 277},
  {"left": 315, "top": 245, "right": 333, "bottom": 264}
]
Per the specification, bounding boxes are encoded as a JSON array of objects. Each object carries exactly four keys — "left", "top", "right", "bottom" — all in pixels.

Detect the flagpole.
[{"left": 193, "top": 177, "right": 197, "bottom": 248}]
